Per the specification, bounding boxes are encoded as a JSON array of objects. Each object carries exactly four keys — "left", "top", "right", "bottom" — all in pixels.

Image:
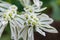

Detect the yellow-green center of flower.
[
  {"left": 25, "top": 14, "right": 39, "bottom": 26},
  {"left": 29, "top": 9, "right": 33, "bottom": 13},
  {"left": 25, "top": 6, "right": 33, "bottom": 13},
  {"left": 3, "top": 11, "right": 15, "bottom": 21},
  {"left": 3, "top": 5, "right": 17, "bottom": 21}
]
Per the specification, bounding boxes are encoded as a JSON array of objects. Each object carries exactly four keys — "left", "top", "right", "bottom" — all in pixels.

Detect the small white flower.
[
  {"left": 0, "top": 2, "right": 24, "bottom": 40},
  {"left": 20, "top": 0, "right": 47, "bottom": 13},
  {"left": 23, "top": 0, "right": 47, "bottom": 14},
  {"left": 19, "top": 0, "right": 58, "bottom": 40},
  {"left": 19, "top": 12, "right": 58, "bottom": 40}
]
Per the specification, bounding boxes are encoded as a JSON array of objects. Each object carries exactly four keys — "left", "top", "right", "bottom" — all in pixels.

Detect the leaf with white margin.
[
  {"left": 38, "top": 14, "right": 49, "bottom": 18},
  {"left": 35, "top": 26, "right": 46, "bottom": 36},
  {"left": 14, "top": 16, "right": 25, "bottom": 28},
  {"left": 0, "top": 7, "right": 6, "bottom": 12},
  {"left": 19, "top": 0, "right": 31, "bottom": 7},
  {"left": 33, "top": 0, "right": 43, "bottom": 7},
  {"left": 39, "top": 14, "right": 53, "bottom": 24},
  {"left": 39, "top": 25, "right": 58, "bottom": 33},
  {"left": 10, "top": 21, "right": 15, "bottom": 39},
  {"left": 33, "top": 7, "right": 47, "bottom": 12},
  {"left": 15, "top": 14, "right": 26, "bottom": 21},
  {"left": 0, "top": 12, "right": 3, "bottom": 16},
  {"left": 10, "top": 20, "right": 18, "bottom": 40},
  {"left": 18, "top": 26, "right": 28, "bottom": 40},
  {"left": 38, "top": 7, "right": 47, "bottom": 12},
  {"left": 0, "top": 20, "right": 8, "bottom": 37},
  {"left": 28, "top": 27, "right": 34, "bottom": 40},
  {"left": 0, "top": 1, "right": 11, "bottom": 9}
]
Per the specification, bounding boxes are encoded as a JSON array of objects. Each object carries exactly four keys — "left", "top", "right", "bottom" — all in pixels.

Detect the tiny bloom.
[{"left": 0, "top": 2, "right": 24, "bottom": 40}]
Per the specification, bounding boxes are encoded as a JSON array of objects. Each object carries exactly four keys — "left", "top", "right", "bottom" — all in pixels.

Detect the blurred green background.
[{"left": 0, "top": 0, "right": 60, "bottom": 40}]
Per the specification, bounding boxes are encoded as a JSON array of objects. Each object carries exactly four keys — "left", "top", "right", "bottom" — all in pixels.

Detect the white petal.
[
  {"left": 28, "top": 27, "right": 34, "bottom": 40},
  {"left": 0, "top": 12, "right": 3, "bottom": 16},
  {"left": 15, "top": 18, "right": 24, "bottom": 25},
  {"left": 39, "top": 25, "right": 58, "bottom": 33},
  {"left": 0, "top": 1, "right": 11, "bottom": 9},
  {"left": 10, "top": 21, "right": 18, "bottom": 40},
  {"left": 34, "top": 7, "right": 47, "bottom": 12},
  {"left": 18, "top": 27, "right": 28, "bottom": 40},
  {"left": 38, "top": 14, "right": 49, "bottom": 18},
  {"left": 0, "top": 8, "right": 6, "bottom": 12},
  {"left": 19, "top": 0, "right": 31, "bottom": 7},
  {"left": 10, "top": 22, "right": 15, "bottom": 39},
  {"left": 33, "top": 0, "right": 40, "bottom": 7},
  {"left": 39, "top": 1, "right": 43, "bottom": 7},
  {"left": 14, "top": 18, "right": 25, "bottom": 28},
  {"left": 16, "top": 14, "right": 26, "bottom": 21},
  {"left": 9, "top": 5, "right": 17, "bottom": 11},
  {"left": 39, "top": 14, "right": 53, "bottom": 24},
  {"left": 36, "top": 27, "right": 46, "bottom": 36},
  {"left": 40, "top": 18, "right": 53, "bottom": 24},
  {"left": 0, "top": 20, "right": 8, "bottom": 37},
  {"left": 23, "top": 0, "right": 31, "bottom": 5},
  {"left": 10, "top": 20, "right": 16, "bottom": 39},
  {"left": 38, "top": 7, "right": 47, "bottom": 12}
]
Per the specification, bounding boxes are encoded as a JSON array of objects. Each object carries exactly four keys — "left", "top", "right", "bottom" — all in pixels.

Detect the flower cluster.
[
  {"left": 0, "top": 0, "right": 58, "bottom": 40},
  {"left": 0, "top": 1, "right": 24, "bottom": 40}
]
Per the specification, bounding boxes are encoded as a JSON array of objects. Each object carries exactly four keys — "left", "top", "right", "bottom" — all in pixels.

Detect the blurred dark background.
[{"left": 0, "top": 0, "right": 60, "bottom": 40}]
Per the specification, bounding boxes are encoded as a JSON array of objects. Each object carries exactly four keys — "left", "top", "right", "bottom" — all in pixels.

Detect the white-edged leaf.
[
  {"left": 10, "top": 22, "right": 15, "bottom": 39},
  {"left": 15, "top": 14, "right": 26, "bottom": 21},
  {"left": 0, "top": 20, "right": 8, "bottom": 37},
  {"left": 38, "top": 14, "right": 49, "bottom": 18},
  {"left": 40, "top": 25, "right": 58, "bottom": 33},
  {"left": 19, "top": 0, "right": 31, "bottom": 7},
  {"left": 0, "top": 3, "right": 10, "bottom": 9},
  {"left": 34, "top": 7, "right": 47, "bottom": 12},
  {"left": 0, "top": 8, "right": 6, "bottom": 12},
  {"left": 0, "top": 1, "right": 11, "bottom": 9},
  {"left": 38, "top": 7, "right": 47, "bottom": 12},
  {"left": 36, "top": 27, "right": 46, "bottom": 36},
  {"left": 18, "top": 26, "right": 28, "bottom": 40},
  {"left": 39, "top": 14, "right": 53, "bottom": 24},
  {"left": 10, "top": 20, "right": 18, "bottom": 40},
  {"left": 33, "top": 0, "right": 40, "bottom": 7},
  {"left": 14, "top": 18, "right": 24, "bottom": 29},
  {"left": 28, "top": 27, "right": 34, "bottom": 40}
]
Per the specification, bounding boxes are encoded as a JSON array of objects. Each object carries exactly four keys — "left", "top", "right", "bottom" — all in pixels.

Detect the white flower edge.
[
  {"left": 39, "top": 24, "right": 58, "bottom": 33},
  {"left": 19, "top": 0, "right": 31, "bottom": 7},
  {"left": 19, "top": 13, "right": 58, "bottom": 40},
  {"left": 0, "top": 2, "right": 25, "bottom": 40},
  {"left": 0, "top": 1, "right": 11, "bottom": 12},
  {"left": 0, "top": 1, "right": 11, "bottom": 9},
  {"left": 33, "top": 0, "right": 43, "bottom": 7},
  {"left": 0, "top": 18, "right": 8, "bottom": 37},
  {"left": 38, "top": 14, "right": 54, "bottom": 24}
]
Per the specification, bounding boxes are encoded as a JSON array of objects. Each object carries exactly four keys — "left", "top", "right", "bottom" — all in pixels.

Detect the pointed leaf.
[
  {"left": 36, "top": 27, "right": 46, "bottom": 36},
  {"left": 39, "top": 14, "right": 53, "bottom": 24},
  {"left": 40, "top": 25, "right": 58, "bottom": 33},
  {"left": 28, "top": 27, "right": 34, "bottom": 40}
]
